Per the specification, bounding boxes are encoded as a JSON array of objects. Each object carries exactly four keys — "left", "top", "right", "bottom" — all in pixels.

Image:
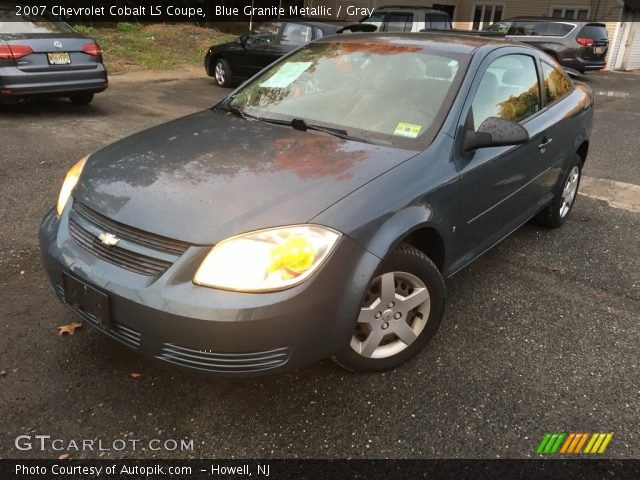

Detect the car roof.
[{"left": 317, "top": 31, "right": 520, "bottom": 55}]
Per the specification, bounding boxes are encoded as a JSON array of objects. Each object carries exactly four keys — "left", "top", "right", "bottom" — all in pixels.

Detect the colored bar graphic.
[
  {"left": 537, "top": 434, "right": 552, "bottom": 454},
  {"left": 538, "top": 433, "right": 613, "bottom": 454},
  {"left": 574, "top": 433, "right": 589, "bottom": 453},
  {"left": 560, "top": 433, "right": 575, "bottom": 454},
  {"left": 584, "top": 433, "right": 598, "bottom": 454},
  {"left": 598, "top": 434, "right": 614, "bottom": 453}
]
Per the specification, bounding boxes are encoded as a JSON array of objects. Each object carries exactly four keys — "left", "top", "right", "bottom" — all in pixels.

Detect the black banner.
[
  {"left": 1, "top": 0, "right": 631, "bottom": 23},
  {"left": 3, "top": 460, "right": 640, "bottom": 480}
]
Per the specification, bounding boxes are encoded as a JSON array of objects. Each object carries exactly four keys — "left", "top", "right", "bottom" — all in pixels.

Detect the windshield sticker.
[
  {"left": 260, "top": 62, "right": 313, "bottom": 89},
  {"left": 394, "top": 122, "right": 422, "bottom": 138}
]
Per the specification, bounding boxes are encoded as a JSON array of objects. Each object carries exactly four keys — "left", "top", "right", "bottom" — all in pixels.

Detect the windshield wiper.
[
  {"left": 255, "top": 116, "right": 369, "bottom": 143},
  {"left": 290, "top": 118, "right": 350, "bottom": 137},
  {"left": 222, "top": 108, "right": 371, "bottom": 144}
]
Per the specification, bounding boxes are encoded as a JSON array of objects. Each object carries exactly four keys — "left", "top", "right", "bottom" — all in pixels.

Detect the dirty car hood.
[{"left": 74, "top": 109, "right": 418, "bottom": 245}]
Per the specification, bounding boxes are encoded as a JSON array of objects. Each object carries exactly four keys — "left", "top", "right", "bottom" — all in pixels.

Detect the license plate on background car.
[
  {"left": 594, "top": 47, "right": 604, "bottom": 54},
  {"left": 62, "top": 273, "right": 111, "bottom": 330},
  {"left": 47, "top": 52, "right": 71, "bottom": 65}
]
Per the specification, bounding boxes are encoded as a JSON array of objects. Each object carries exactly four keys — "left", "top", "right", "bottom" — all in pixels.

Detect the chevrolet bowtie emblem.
[{"left": 98, "top": 232, "right": 119, "bottom": 246}]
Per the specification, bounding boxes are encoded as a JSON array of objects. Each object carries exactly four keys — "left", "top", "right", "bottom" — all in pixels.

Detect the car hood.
[{"left": 74, "top": 109, "right": 418, "bottom": 245}]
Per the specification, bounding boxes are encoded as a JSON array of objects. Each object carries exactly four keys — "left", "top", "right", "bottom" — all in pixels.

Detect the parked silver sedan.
[{"left": 0, "top": 7, "right": 107, "bottom": 104}]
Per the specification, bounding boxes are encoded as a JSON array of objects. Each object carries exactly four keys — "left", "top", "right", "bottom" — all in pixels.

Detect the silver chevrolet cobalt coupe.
[{"left": 40, "top": 33, "right": 592, "bottom": 376}]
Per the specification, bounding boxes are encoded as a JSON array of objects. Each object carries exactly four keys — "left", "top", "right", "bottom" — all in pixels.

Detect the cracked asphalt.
[{"left": 1, "top": 70, "right": 638, "bottom": 459}]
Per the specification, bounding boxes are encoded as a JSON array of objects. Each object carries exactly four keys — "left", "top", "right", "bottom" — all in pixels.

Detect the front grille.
[
  {"left": 156, "top": 343, "right": 290, "bottom": 374},
  {"left": 73, "top": 202, "right": 189, "bottom": 255},
  {"left": 69, "top": 218, "right": 172, "bottom": 275},
  {"left": 56, "top": 284, "right": 141, "bottom": 349},
  {"left": 68, "top": 201, "right": 189, "bottom": 276}
]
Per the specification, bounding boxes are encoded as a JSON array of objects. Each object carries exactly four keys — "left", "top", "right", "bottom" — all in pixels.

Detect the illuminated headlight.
[
  {"left": 56, "top": 156, "right": 88, "bottom": 216},
  {"left": 193, "top": 225, "right": 341, "bottom": 292}
]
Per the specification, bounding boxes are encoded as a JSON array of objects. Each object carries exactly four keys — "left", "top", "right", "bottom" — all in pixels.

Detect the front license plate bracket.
[{"left": 62, "top": 273, "right": 111, "bottom": 330}]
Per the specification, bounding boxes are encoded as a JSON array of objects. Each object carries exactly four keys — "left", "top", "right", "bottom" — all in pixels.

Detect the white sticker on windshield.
[{"left": 259, "top": 62, "right": 312, "bottom": 89}]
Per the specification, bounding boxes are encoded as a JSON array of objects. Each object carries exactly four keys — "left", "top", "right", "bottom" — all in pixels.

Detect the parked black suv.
[{"left": 486, "top": 17, "right": 609, "bottom": 73}]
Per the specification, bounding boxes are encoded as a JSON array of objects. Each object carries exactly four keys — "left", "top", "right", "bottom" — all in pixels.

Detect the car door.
[{"left": 451, "top": 50, "right": 558, "bottom": 270}]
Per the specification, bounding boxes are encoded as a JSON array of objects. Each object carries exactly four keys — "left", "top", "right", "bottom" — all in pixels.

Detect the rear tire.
[
  {"left": 213, "top": 59, "right": 233, "bottom": 87},
  {"left": 535, "top": 154, "right": 582, "bottom": 228},
  {"left": 69, "top": 93, "right": 94, "bottom": 105},
  {"left": 333, "top": 243, "right": 445, "bottom": 372}
]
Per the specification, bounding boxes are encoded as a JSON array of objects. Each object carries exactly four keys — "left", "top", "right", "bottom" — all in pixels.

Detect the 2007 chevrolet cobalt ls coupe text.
[{"left": 40, "top": 33, "right": 593, "bottom": 375}]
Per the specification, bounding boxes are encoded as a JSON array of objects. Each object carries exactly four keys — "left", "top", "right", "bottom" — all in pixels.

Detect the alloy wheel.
[
  {"left": 560, "top": 165, "right": 580, "bottom": 218},
  {"left": 214, "top": 62, "right": 225, "bottom": 85},
  {"left": 350, "top": 271, "right": 431, "bottom": 359}
]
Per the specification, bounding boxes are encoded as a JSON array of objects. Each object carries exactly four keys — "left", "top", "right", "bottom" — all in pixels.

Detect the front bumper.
[{"left": 39, "top": 206, "right": 380, "bottom": 376}]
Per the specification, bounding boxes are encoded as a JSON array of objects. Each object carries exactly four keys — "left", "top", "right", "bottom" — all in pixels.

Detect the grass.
[{"left": 74, "top": 23, "right": 236, "bottom": 74}]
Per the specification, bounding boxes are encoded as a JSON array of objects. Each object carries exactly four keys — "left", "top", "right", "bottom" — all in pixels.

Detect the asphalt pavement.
[{"left": 0, "top": 70, "right": 638, "bottom": 459}]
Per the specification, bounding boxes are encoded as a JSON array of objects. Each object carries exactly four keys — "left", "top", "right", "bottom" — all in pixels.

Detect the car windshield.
[
  {"left": 227, "top": 41, "right": 467, "bottom": 148},
  {"left": 0, "top": 9, "right": 75, "bottom": 33}
]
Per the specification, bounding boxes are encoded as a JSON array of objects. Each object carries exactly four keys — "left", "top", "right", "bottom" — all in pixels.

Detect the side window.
[
  {"left": 246, "top": 23, "right": 280, "bottom": 44},
  {"left": 280, "top": 23, "right": 313, "bottom": 46},
  {"left": 471, "top": 54, "right": 541, "bottom": 130},
  {"left": 384, "top": 13, "right": 413, "bottom": 32},
  {"left": 430, "top": 15, "right": 449, "bottom": 30},
  {"left": 487, "top": 21, "right": 510, "bottom": 33},
  {"left": 542, "top": 61, "right": 572, "bottom": 103}
]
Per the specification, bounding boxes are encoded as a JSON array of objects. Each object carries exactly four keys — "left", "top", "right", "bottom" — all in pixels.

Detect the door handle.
[{"left": 538, "top": 138, "right": 553, "bottom": 150}]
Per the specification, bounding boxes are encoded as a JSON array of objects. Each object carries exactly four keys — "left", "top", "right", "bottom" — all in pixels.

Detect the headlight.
[
  {"left": 193, "top": 225, "right": 341, "bottom": 292},
  {"left": 56, "top": 156, "right": 88, "bottom": 216}
]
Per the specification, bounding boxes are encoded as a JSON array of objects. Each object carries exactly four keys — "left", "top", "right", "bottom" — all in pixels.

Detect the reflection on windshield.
[{"left": 230, "top": 41, "right": 465, "bottom": 146}]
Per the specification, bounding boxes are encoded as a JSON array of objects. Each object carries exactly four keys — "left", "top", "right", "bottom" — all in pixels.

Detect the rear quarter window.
[
  {"left": 542, "top": 61, "right": 572, "bottom": 103},
  {"left": 542, "top": 22, "right": 574, "bottom": 37}
]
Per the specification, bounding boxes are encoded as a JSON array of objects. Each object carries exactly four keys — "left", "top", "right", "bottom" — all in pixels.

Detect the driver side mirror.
[{"left": 463, "top": 117, "right": 529, "bottom": 153}]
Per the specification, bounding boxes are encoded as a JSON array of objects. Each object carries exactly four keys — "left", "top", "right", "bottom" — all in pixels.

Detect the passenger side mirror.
[{"left": 463, "top": 117, "right": 529, "bottom": 153}]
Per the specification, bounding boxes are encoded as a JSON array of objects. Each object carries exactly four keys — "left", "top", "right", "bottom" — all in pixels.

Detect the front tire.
[
  {"left": 536, "top": 154, "right": 582, "bottom": 228},
  {"left": 333, "top": 243, "right": 445, "bottom": 372},
  {"left": 213, "top": 59, "right": 233, "bottom": 87},
  {"left": 69, "top": 93, "right": 94, "bottom": 105}
]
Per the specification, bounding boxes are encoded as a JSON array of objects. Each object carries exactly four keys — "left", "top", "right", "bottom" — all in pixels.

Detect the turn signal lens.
[
  {"left": 193, "top": 226, "right": 341, "bottom": 292},
  {"left": 56, "top": 156, "right": 88, "bottom": 216}
]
